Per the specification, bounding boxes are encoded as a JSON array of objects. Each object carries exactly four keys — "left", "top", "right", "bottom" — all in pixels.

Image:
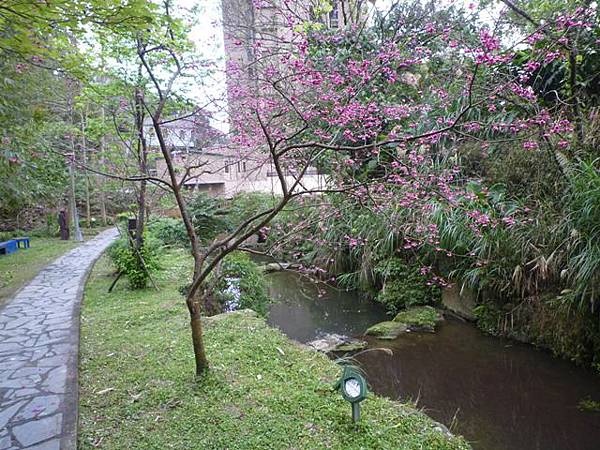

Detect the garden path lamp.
[{"left": 335, "top": 366, "right": 368, "bottom": 423}]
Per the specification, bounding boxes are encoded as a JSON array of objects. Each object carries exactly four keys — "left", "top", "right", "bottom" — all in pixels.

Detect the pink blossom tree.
[{"left": 95, "top": 0, "right": 594, "bottom": 375}]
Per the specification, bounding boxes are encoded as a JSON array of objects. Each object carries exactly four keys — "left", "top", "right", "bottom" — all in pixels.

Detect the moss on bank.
[
  {"left": 80, "top": 253, "right": 469, "bottom": 450},
  {"left": 365, "top": 321, "right": 408, "bottom": 339},
  {"left": 474, "top": 297, "right": 600, "bottom": 374},
  {"left": 366, "top": 306, "right": 444, "bottom": 339},
  {"left": 393, "top": 306, "right": 444, "bottom": 331}
]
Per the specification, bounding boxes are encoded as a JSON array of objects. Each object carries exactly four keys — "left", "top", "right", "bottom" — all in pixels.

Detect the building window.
[
  {"left": 224, "top": 160, "right": 230, "bottom": 174},
  {"left": 243, "top": 162, "right": 247, "bottom": 172},
  {"left": 237, "top": 161, "right": 241, "bottom": 172}
]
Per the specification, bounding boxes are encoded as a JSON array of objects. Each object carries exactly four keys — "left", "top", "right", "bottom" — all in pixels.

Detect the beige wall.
[{"left": 155, "top": 148, "right": 326, "bottom": 198}]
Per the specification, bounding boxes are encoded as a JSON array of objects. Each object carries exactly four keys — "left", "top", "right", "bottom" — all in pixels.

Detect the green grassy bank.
[{"left": 79, "top": 251, "right": 469, "bottom": 449}]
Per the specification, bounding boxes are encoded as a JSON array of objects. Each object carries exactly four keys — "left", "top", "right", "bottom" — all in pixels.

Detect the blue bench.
[
  {"left": 0, "top": 240, "right": 18, "bottom": 255},
  {"left": 15, "top": 237, "right": 30, "bottom": 249}
]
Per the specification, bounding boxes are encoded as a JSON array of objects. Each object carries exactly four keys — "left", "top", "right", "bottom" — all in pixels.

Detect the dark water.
[
  {"left": 266, "top": 271, "right": 600, "bottom": 450},
  {"left": 266, "top": 271, "right": 388, "bottom": 342}
]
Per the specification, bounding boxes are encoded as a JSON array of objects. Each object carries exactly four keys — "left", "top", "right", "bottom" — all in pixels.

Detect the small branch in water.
[
  {"left": 350, "top": 347, "right": 394, "bottom": 358},
  {"left": 334, "top": 347, "right": 394, "bottom": 367}
]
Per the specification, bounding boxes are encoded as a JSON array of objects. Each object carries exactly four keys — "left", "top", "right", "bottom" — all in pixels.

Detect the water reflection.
[
  {"left": 357, "top": 322, "right": 600, "bottom": 450},
  {"left": 266, "top": 271, "right": 388, "bottom": 343},
  {"left": 266, "top": 271, "right": 600, "bottom": 450}
]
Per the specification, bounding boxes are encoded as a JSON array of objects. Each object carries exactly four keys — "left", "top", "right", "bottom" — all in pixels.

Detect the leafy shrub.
[
  {"left": 45, "top": 213, "right": 59, "bottom": 237},
  {"left": 107, "top": 235, "right": 161, "bottom": 289},
  {"left": 79, "top": 217, "right": 101, "bottom": 228},
  {"left": 473, "top": 302, "right": 502, "bottom": 334},
  {"left": 559, "top": 159, "right": 600, "bottom": 306},
  {"left": 0, "top": 230, "right": 20, "bottom": 240},
  {"left": 213, "top": 252, "right": 270, "bottom": 315},
  {"left": 374, "top": 258, "right": 439, "bottom": 315},
  {"left": 0, "top": 228, "right": 53, "bottom": 240},
  {"left": 228, "top": 192, "right": 277, "bottom": 229},
  {"left": 148, "top": 217, "right": 188, "bottom": 247},
  {"left": 578, "top": 397, "right": 600, "bottom": 412},
  {"left": 429, "top": 182, "right": 525, "bottom": 294},
  {"left": 188, "top": 193, "right": 230, "bottom": 242},
  {"left": 484, "top": 145, "right": 563, "bottom": 200},
  {"left": 115, "top": 212, "right": 133, "bottom": 225}
]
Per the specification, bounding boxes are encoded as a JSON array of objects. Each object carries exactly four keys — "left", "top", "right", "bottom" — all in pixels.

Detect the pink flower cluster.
[{"left": 345, "top": 235, "right": 367, "bottom": 250}]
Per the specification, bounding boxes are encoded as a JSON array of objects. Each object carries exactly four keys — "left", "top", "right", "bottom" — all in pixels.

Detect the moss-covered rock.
[
  {"left": 259, "top": 262, "right": 296, "bottom": 272},
  {"left": 365, "top": 321, "right": 408, "bottom": 339},
  {"left": 332, "top": 340, "right": 368, "bottom": 352},
  {"left": 308, "top": 335, "right": 368, "bottom": 353},
  {"left": 307, "top": 333, "right": 346, "bottom": 352},
  {"left": 393, "top": 306, "right": 444, "bottom": 332}
]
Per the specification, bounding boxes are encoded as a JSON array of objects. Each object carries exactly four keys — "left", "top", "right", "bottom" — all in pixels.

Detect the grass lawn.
[
  {"left": 0, "top": 228, "right": 108, "bottom": 305},
  {"left": 79, "top": 250, "right": 470, "bottom": 450}
]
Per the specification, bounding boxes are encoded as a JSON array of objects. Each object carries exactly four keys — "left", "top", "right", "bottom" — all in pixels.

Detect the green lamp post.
[{"left": 335, "top": 366, "right": 368, "bottom": 423}]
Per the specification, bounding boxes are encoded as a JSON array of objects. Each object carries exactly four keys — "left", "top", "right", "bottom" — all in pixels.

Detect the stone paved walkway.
[{"left": 0, "top": 228, "right": 118, "bottom": 450}]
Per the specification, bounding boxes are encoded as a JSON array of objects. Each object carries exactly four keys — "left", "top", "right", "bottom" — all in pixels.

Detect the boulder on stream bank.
[
  {"left": 333, "top": 340, "right": 368, "bottom": 352},
  {"left": 365, "top": 321, "right": 409, "bottom": 339},
  {"left": 393, "top": 305, "right": 444, "bottom": 332},
  {"left": 441, "top": 285, "right": 477, "bottom": 320},
  {"left": 366, "top": 306, "right": 444, "bottom": 339},
  {"left": 307, "top": 333, "right": 368, "bottom": 353},
  {"left": 259, "top": 262, "right": 301, "bottom": 273}
]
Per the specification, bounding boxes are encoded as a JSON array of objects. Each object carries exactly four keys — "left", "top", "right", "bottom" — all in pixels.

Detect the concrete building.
[
  {"left": 145, "top": 111, "right": 223, "bottom": 150},
  {"left": 222, "top": 0, "right": 371, "bottom": 68},
  {"left": 221, "top": 0, "right": 372, "bottom": 115},
  {"left": 148, "top": 112, "right": 325, "bottom": 197}
]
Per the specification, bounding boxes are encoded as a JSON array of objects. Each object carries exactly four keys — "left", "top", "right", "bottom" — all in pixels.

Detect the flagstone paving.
[{"left": 0, "top": 229, "right": 118, "bottom": 450}]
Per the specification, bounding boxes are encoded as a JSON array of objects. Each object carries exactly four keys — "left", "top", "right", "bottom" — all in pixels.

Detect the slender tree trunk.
[
  {"left": 136, "top": 33, "right": 208, "bottom": 376},
  {"left": 81, "top": 108, "right": 92, "bottom": 228},
  {"left": 134, "top": 86, "right": 147, "bottom": 250},
  {"left": 99, "top": 186, "right": 108, "bottom": 226},
  {"left": 153, "top": 119, "right": 209, "bottom": 375},
  {"left": 99, "top": 107, "right": 108, "bottom": 227},
  {"left": 137, "top": 179, "right": 147, "bottom": 247},
  {"left": 67, "top": 81, "right": 83, "bottom": 242},
  {"left": 68, "top": 159, "right": 83, "bottom": 242},
  {"left": 188, "top": 292, "right": 209, "bottom": 375}
]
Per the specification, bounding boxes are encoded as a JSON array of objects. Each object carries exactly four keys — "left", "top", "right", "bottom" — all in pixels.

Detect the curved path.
[{"left": 0, "top": 228, "right": 118, "bottom": 450}]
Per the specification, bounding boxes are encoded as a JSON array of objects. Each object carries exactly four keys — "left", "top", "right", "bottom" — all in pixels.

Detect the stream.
[{"left": 265, "top": 271, "right": 600, "bottom": 450}]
